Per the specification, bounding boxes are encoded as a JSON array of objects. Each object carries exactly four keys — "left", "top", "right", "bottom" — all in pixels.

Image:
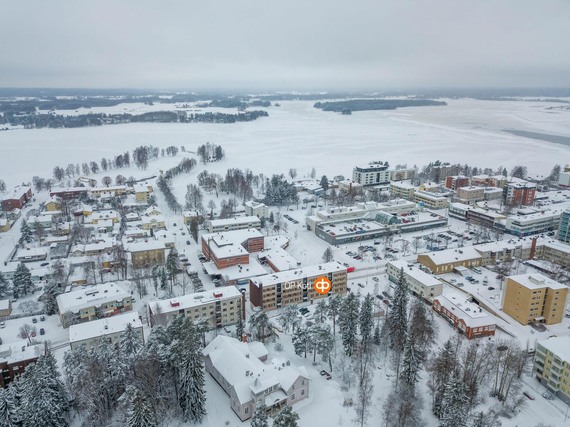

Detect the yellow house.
[
  {"left": 142, "top": 215, "right": 166, "bottom": 230},
  {"left": 134, "top": 183, "right": 153, "bottom": 203},
  {"left": 533, "top": 336, "right": 570, "bottom": 401},
  {"left": 45, "top": 196, "right": 62, "bottom": 211},
  {"left": 0, "top": 218, "right": 10, "bottom": 233},
  {"left": 417, "top": 247, "right": 482, "bottom": 274}
]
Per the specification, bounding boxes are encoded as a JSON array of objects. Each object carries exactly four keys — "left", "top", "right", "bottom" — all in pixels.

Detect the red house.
[
  {"left": 1, "top": 186, "right": 32, "bottom": 212},
  {"left": 432, "top": 291, "right": 496, "bottom": 339}
]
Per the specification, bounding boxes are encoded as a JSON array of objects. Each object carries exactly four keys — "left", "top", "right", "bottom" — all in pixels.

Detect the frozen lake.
[{"left": 1, "top": 98, "right": 569, "bottom": 187}]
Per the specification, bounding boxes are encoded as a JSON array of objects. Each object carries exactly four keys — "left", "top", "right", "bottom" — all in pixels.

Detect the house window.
[
  {"left": 245, "top": 407, "right": 248, "bottom": 414},
  {"left": 292, "top": 393, "right": 296, "bottom": 400},
  {"left": 301, "top": 389, "right": 305, "bottom": 396}
]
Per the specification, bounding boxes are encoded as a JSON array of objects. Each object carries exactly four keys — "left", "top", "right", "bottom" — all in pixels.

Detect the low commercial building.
[
  {"left": 207, "top": 216, "right": 262, "bottom": 233},
  {"left": 390, "top": 181, "right": 416, "bottom": 200},
  {"left": 483, "top": 187, "right": 503, "bottom": 201},
  {"left": 505, "top": 209, "right": 561, "bottom": 237},
  {"left": 69, "top": 312, "right": 143, "bottom": 350},
  {"left": 149, "top": 287, "right": 244, "bottom": 329},
  {"left": 417, "top": 247, "right": 482, "bottom": 274},
  {"left": 249, "top": 262, "right": 347, "bottom": 311},
  {"left": 533, "top": 336, "right": 570, "bottom": 401},
  {"left": 432, "top": 291, "right": 496, "bottom": 339},
  {"left": 245, "top": 201, "right": 269, "bottom": 219},
  {"left": 502, "top": 273, "right": 568, "bottom": 326},
  {"left": 202, "top": 336, "right": 309, "bottom": 421},
  {"left": 386, "top": 260, "right": 443, "bottom": 301},
  {"left": 56, "top": 283, "right": 133, "bottom": 328}
]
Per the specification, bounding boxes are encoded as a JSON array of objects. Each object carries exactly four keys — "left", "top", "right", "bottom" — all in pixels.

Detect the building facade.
[
  {"left": 533, "top": 336, "right": 570, "bottom": 401},
  {"left": 244, "top": 201, "right": 269, "bottom": 219},
  {"left": 149, "top": 287, "right": 244, "bottom": 329},
  {"left": 1, "top": 186, "right": 32, "bottom": 211},
  {"left": 207, "top": 216, "right": 262, "bottom": 233},
  {"left": 558, "top": 210, "right": 570, "bottom": 243},
  {"left": 502, "top": 274, "right": 568, "bottom": 325},
  {"left": 445, "top": 175, "right": 470, "bottom": 190},
  {"left": 352, "top": 162, "right": 390, "bottom": 186},
  {"left": 386, "top": 260, "right": 443, "bottom": 301},
  {"left": 417, "top": 247, "right": 482, "bottom": 274},
  {"left": 249, "top": 262, "right": 347, "bottom": 311},
  {"left": 69, "top": 312, "right": 143, "bottom": 350},
  {"left": 504, "top": 182, "right": 536, "bottom": 206}
]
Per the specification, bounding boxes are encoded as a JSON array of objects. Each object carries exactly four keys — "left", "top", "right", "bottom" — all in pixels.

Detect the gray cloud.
[{"left": 1, "top": 0, "right": 569, "bottom": 89}]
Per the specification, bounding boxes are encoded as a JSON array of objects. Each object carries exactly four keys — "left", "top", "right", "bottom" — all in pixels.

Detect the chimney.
[{"left": 529, "top": 237, "right": 537, "bottom": 260}]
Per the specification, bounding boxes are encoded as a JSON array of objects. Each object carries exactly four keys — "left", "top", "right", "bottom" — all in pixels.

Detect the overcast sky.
[{"left": 1, "top": 0, "right": 569, "bottom": 90}]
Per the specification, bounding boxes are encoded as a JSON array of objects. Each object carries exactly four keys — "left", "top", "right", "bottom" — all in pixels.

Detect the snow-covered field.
[{"left": 1, "top": 98, "right": 569, "bottom": 187}]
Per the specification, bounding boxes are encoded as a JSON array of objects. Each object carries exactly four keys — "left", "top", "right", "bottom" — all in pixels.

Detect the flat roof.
[
  {"left": 56, "top": 283, "right": 131, "bottom": 313},
  {"left": 435, "top": 290, "right": 494, "bottom": 328},
  {"left": 538, "top": 336, "right": 570, "bottom": 363},
  {"left": 69, "top": 312, "right": 143, "bottom": 344},
  {"left": 125, "top": 240, "right": 166, "bottom": 253},
  {"left": 202, "top": 258, "right": 269, "bottom": 280},
  {"left": 419, "top": 247, "right": 481, "bottom": 265},
  {"left": 387, "top": 260, "right": 442, "bottom": 287},
  {"left": 258, "top": 247, "right": 298, "bottom": 272},
  {"left": 149, "top": 287, "right": 242, "bottom": 314},
  {"left": 250, "top": 262, "right": 346, "bottom": 288},
  {"left": 0, "top": 342, "right": 43, "bottom": 365},
  {"left": 507, "top": 273, "right": 566, "bottom": 290},
  {"left": 202, "top": 228, "right": 263, "bottom": 259},
  {"left": 209, "top": 216, "right": 261, "bottom": 228}
]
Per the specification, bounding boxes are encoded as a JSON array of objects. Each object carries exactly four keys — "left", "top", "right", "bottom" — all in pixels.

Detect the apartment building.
[
  {"left": 0, "top": 343, "right": 43, "bottom": 388},
  {"left": 249, "top": 262, "right": 347, "bottom": 311},
  {"left": 502, "top": 273, "right": 568, "bottom": 325},
  {"left": 149, "top": 287, "right": 244, "bottom": 329},
  {"left": 390, "top": 181, "right": 416, "bottom": 200},
  {"left": 445, "top": 175, "right": 469, "bottom": 190},
  {"left": 56, "top": 283, "right": 133, "bottom": 328},
  {"left": 127, "top": 241, "right": 166, "bottom": 268},
  {"left": 430, "top": 164, "right": 460, "bottom": 182},
  {"left": 386, "top": 260, "right": 443, "bottom": 301},
  {"left": 417, "top": 247, "right": 482, "bottom": 274},
  {"left": 244, "top": 201, "right": 269, "bottom": 219},
  {"left": 201, "top": 229, "right": 264, "bottom": 269},
  {"left": 432, "top": 291, "right": 496, "bottom": 339},
  {"left": 533, "top": 336, "right": 570, "bottom": 401},
  {"left": 133, "top": 182, "right": 153, "bottom": 203},
  {"left": 1, "top": 186, "right": 32, "bottom": 211},
  {"left": 182, "top": 210, "right": 204, "bottom": 225},
  {"left": 504, "top": 182, "right": 536, "bottom": 206},
  {"left": 389, "top": 168, "right": 416, "bottom": 182},
  {"left": 202, "top": 336, "right": 309, "bottom": 421},
  {"left": 456, "top": 186, "right": 485, "bottom": 205},
  {"left": 207, "top": 216, "right": 262, "bottom": 233},
  {"left": 413, "top": 190, "right": 449, "bottom": 209},
  {"left": 352, "top": 162, "right": 390, "bottom": 186},
  {"left": 558, "top": 210, "right": 570, "bottom": 243},
  {"left": 69, "top": 312, "right": 143, "bottom": 350},
  {"left": 559, "top": 170, "right": 570, "bottom": 188}
]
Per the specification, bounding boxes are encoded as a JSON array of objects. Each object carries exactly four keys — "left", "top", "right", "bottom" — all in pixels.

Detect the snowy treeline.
[
  {"left": 196, "top": 142, "right": 224, "bottom": 164},
  {"left": 157, "top": 157, "right": 198, "bottom": 214},
  {"left": 63, "top": 319, "right": 207, "bottom": 427}
]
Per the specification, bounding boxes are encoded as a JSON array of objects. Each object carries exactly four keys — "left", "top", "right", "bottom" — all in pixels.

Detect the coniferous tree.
[
  {"left": 359, "top": 294, "right": 374, "bottom": 353},
  {"left": 13, "top": 263, "right": 33, "bottom": 297},
  {"left": 401, "top": 333, "right": 422, "bottom": 392},
  {"left": 19, "top": 219, "right": 32, "bottom": 244},
  {"left": 339, "top": 293, "right": 360, "bottom": 357},
  {"left": 292, "top": 325, "right": 310, "bottom": 358},
  {"left": 0, "top": 271, "right": 9, "bottom": 297},
  {"left": 165, "top": 249, "right": 179, "bottom": 290},
  {"left": 125, "top": 386, "right": 157, "bottom": 427},
  {"left": 190, "top": 217, "right": 199, "bottom": 243},
  {"left": 322, "top": 247, "right": 334, "bottom": 263},
  {"left": 120, "top": 323, "right": 143, "bottom": 371},
  {"left": 0, "top": 386, "right": 20, "bottom": 427},
  {"left": 235, "top": 303, "right": 245, "bottom": 339},
  {"left": 250, "top": 402, "right": 269, "bottom": 427},
  {"left": 386, "top": 268, "right": 409, "bottom": 352},
  {"left": 273, "top": 405, "right": 300, "bottom": 427},
  {"left": 440, "top": 371, "right": 469, "bottom": 427},
  {"left": 326, "top": 294, "right": 342, "bottom": 335},
  {"left": 429, "top": 339, "right": 459, "bottom": 418}
]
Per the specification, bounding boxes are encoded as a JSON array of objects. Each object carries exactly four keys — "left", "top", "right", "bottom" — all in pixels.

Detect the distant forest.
[
  {"left": 0, "top": 110, "right": 268, "bottom": 129},
  {"left": 314, "top": 99, "right": 447, "bottom": 114}
]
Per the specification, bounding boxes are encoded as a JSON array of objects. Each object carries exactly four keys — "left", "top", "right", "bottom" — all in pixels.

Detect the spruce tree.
[
  {"left": 250, "top": 402, "right": 269, "bottom": 427},
  {"left": 0, "top": 386, "right": 20, "bottom": 427},
  {"left": 359, "top": 294, "right": 374, "bottom": 353},
  {"left": 13, "top": 263, "right": 33, "bottom": 297},
  {"left": 19, "top": 219, "right": 32, "bottom": 244},
  {"left": 126, "top": 386, "right": 157, "bottom": 427},
  {"left": 273, "top": 405, "right": 300, "bottom": 427},
  {"left": 0, "top": 271, "right": 8, "bottom": 297},
  {"left": 339, "top": 293, "right": 359, "bottom": 357},
  {"left": 401, "top": 333, "right": 422, "bottom": 392},
  {"left": 165, "top": 249, "right": 178, "bottom": 289},
  {"left": 386, "top": 268, "right": 409, "bottom": 352},
  {"left": 235, "top": 303, "right": 245, "bottom": 339},
  {"left": 439, "top": 371, "right": 468, "bottom": 427},
  {"left": 178, "top": 320, "right": 207, "bottom": 423},
  {"left": 430, "top": 339, "right": 459, "bottom": 418},
  {"left": 373, "top": 323, "right": 381, "bottom": 346},
  {"left": 292, "top": 325, "right": 310, "bottom": 358}
]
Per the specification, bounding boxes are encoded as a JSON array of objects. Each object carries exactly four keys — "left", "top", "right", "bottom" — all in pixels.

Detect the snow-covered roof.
[
  {"left": 202, "top": 228, "right": 263, "bottom": 259},
  {"left": 435, "top": 290, "right": 495, "bottom": 328},
  {"left": 507, "top": 273, "right": 566, "bottom": 291},
  {"left": 56, "top": 283, "right": 131, "bottom": 314},
  {"left": 419, "top": 247, "right": 482, "bottom": 266},
  {"left": 69, "top": 312, "right": 142, "bottom": 344},
  {"left": 0, "top": 299, "right": 10, "bottom": 311},
  {"left": 17, "top": 247, "right": 48, "bottom": 258},
  {"left": 208, "top": 216, "right": 261, "bottom": 228},
  {"left": 125, "top": 240, "right": 166, "bottom": 253},
  {"left": 202, "top": 258, "right": 269, "bottom": 281},
  {"left": 0, "top": 342, "right": 43, "bottom": 364},
  {"left": 258, "top": 247, "right": 298, "bottom": 272},
  {"left": 149, "top": 287, "right": 242, "bottom": 315},
  {"left": 537, "top": 336, "right": 570, "bottom": 363},
  {"left": 387, "top": 260, "right": 442, "bottom": 287},
  {"left": 250, "top": 262, "right": 346, "bottom": 288},
  {"left": 244, "top": 201, "right": 266, "bottom": 209}
]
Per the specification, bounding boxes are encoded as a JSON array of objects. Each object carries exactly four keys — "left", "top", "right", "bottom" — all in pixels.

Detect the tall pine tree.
[
  {"left": 125, "top": 386, "right": 157, "bottom": 427},
  {"left": 0, "top": 386, "right": 20, "bottom": 427},
  {"left": 359, "top": 294, "right": 374, "bottom": 353},
  {"left": 19, "top": 219, "right": 32, "bottom": 244},
  {"left": 439, "top": 370, "right": 468, "bottom": 427},
  {"left": 13, "top": 263, "right": 33, "bottom": 297},
  {"left": 273, "top": 405, "right": 300, "bottom": 427},
  {"left": 339, "top": 293, "right": 360, "bottom": 357}
]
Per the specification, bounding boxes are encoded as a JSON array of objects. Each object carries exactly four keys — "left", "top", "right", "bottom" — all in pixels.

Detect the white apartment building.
[
  {"left": 244, "top": 201, "right": 269, "bottom": 219},
  {"left": 387, "top": 260, "right": 443, "bottom": 301},
  {"left": 69, "top": 312, "right": 143, "bottom": 350},
  {"left": 414, "top": 190, "right": 449, "bottom": 209},
  {"left": 208, "top": 216, "right": 262, "bottom": 233},
  {"left": 352, "top": 162, "right": 391, "bottom": 186}
]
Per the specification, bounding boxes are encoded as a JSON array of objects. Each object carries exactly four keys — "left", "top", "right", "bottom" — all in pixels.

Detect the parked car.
[
  {"left": 40, "top": 328, "right": 45, "bottom": 336},
  {"left": 32, "top": 318, "right": 37, "bottom": 324},
  {"left": 523, "top": 391, "right": 536, "bottom": 400},
  {"left": 40, "top": 316, "right": 45, "bottom": 321},
  {"left": 358, "top": 283, "right": 365, "bottom": 288},
  {"left": 0, "top": 337, "right": 2, "bottom": 345},
  {"left": 0, "top": 322, "right": 5, "bottom": 329},
  {"left": 31, "top": 332, "right": 37, "bottom": 338},
  {"left": 372, "top": 277, "right": 379, "bottom": 282},
  {"left": 186, "top": 240, "right": 191, "bottom": 245}
]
